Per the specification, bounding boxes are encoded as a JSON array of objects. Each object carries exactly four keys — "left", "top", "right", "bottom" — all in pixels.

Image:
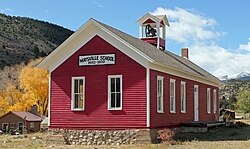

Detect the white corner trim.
[
  {"left": 146, "top": 68, "right": 150, "bottom": 127},
  {"left": 48, "top": 72, "right": 51, "bottom": 126}
]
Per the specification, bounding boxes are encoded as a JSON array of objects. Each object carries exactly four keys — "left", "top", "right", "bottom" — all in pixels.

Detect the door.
[
  {"left": 18, "top": 122, "right": 24, "bottom": 134},
  {"left": 194, "top": 85, "right": 199, "bottom": 121}
]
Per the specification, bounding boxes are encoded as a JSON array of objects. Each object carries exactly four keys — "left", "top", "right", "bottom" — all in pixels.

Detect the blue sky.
[{"left": 1, "top": 0, "right": 250, "bottom": 77}]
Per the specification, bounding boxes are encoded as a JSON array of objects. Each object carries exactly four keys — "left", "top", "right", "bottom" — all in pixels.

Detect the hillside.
[
  {"left": 219, "top": 79, "right": 250, "bottom": 109},
  {"left": 0, "top": 13, "right": 73, "bottom": 68}
]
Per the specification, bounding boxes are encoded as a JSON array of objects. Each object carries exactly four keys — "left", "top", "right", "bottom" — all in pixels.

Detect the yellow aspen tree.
[{"left": 19, "top": 59, "right": 49, "bottom": 116}]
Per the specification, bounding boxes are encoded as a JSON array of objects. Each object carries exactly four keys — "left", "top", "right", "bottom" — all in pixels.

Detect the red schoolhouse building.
[{"left": 38, "top": 13, "right": 221, "bottom": 131}]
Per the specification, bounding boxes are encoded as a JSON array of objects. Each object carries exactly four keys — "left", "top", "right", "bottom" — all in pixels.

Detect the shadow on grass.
[{"left": 173, "top": 122, "right": 250, "bottom": 142}]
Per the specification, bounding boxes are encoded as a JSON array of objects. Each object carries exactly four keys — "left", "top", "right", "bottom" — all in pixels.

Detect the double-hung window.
[
  {"left": 180, "top": 81, "right": 186, "bottom": 113},
  {"left": 157, "top": 76, "right": 164, "bottom": 113},
  {"left": 170, "top": 79, "right": 176, "bottom": 113},
  {"left": 72, "top": 77, "right": 85, "bottom": 110},
  {"left": 207, "top": 88, "right": 211, "bottom": 113},
  {"left": 213, "top": 89, "right": 217, "bottom": 113},
  {"left": 108, "top": 75, "right": 122, "bottom": 110}
]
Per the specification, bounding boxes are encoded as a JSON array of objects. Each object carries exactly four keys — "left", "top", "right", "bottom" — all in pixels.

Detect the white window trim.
[
  {"left": 2, "top": 123, "right": 9, "bottom": 130},
  {"left": 30, "top": 122, "right": 34, "bottom": 128},
  {"left": 157, "top": 76, "right": 164, "bottom": 113},
  {"left": 170, "top": 78, "right": 176, "bottom": 113},
  {"left": 108, "top": 75, "right": 122, "bottom": 110},
  {"left": 213, "top": 89, "right": 217, "bottom": 113},
  {"left": 207, "top": 88, "right": 211, "bottom": 114},
  {"left": 10, "top": 123, "right": 15, "bottom": 128},
  {"left": 71, "top": 76, "right": 85, "bottom": 111},
  {"left": 181, "top": 81, "right": 186, "bottom": 113}
]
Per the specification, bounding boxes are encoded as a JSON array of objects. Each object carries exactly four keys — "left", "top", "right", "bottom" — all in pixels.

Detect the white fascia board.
[
  {"left": 92, "top": 21, "right": 154, "bottom": 64},
  {"left": 37, "top": 19, "right": 95, "bottom": 70},
  {"left": 136, "top": 13, "right": 161, "bottom": 24},
  {"left": 94, "top": 27, "right": 151, "bottom": 68},
  {"left": 48, "top": 26, "right": 97, "bottom": 72},
  {"left": 150, "top": 62, "right": 220, "bottom": 87},
  {"left": 39, "top": 19, "right": 153, "bottom": 72}
]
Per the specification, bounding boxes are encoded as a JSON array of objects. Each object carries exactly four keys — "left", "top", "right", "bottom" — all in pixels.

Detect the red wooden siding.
[
  {"left": 50, "top": 35, "right": 147, "bottom": 129},
  {"left": 150, "top": 70, "right": 218, "bottom": 128}
]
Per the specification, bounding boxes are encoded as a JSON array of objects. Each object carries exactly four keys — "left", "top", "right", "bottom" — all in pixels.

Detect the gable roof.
[
  {"left": 136, "top": 13, "right": 170, "bottom": 26},
  {"left": 95, "top": 19, "right": 221, "bottom": 84},
  {"left": 0, "top": 111, "right": 43, "bottom": 122},
  {"left": 12, "top": 111, "right": 43, "bottom": 121},
  {"left": 37, "top": 18, "right": 221, "bottom": 86}
]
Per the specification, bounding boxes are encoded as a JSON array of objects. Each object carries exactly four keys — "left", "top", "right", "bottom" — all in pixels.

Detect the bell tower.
[{"left": 136, "top": 13, "right": 170, "bottom": 50}]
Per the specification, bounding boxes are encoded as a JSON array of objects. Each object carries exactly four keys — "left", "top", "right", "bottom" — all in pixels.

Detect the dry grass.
[{"left": 0, "top": 120, "right": 250, "bottom": 149}]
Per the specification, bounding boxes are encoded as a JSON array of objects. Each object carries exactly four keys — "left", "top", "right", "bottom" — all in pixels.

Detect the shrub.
[{"left": 157, "top": 128, "right": 176, "bottom": 144}]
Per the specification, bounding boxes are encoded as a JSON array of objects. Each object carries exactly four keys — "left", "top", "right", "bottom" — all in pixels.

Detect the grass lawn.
[{"left": 0, "top": 120, "right": 250, "bottom": 149}]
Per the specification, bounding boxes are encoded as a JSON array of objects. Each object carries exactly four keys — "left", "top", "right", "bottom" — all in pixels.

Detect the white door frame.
[{"left": 194, "top": 85, "right": 199, "bottom": 121}]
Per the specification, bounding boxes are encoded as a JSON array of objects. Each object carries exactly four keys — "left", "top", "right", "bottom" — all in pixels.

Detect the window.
[
  {"left": 181, "top": 81, "right": 186, "bottom": 113},
  {"left": 207, "top": 88, "right": 211, "bottom": 113},
  {"left": 170, "top": 79, "right": 176, "bottom": 113},
  {"left": 108, "top": 75, "right": 122, "bottom": 110},
  {"left": 71, "top": 77, "right": 85, "bottom": 110},
  {"left": 10, "top": 123, "right": 15, "bottom": 128},
  {"left": 213, "top": 89, "right": 217, "bottom": 113},
  {"left": 2, "top": 123, "right": 8, "bottom": 131},
  {"left": 157, "top": 76, "right": 164, "bottom": 113},
  {"left": 30, "top": 122, "right": 34, "bottom": 128}
]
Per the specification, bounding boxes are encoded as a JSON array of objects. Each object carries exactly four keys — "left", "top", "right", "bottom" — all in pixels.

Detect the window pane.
[
  {"left": 170, "top": 82, "right": 174, "bottom": 96},
  {"left": 79, "top": 98, "right": 83, "bottom": 109},
  {"left": 74, "top": 94, "right": 79, "bottom": 108},
  {"left": 181, "top": 84, "right": 184, "bottom": 97},
  {"left": 181, "top": 97, "right": 184, "bottom": 111},
  {"left": 79, "top": 79, "right": 83, "bottom": 93},
  {"left": 116, "top": 78, "right": 120, "bottom": 92},
  {"left": 158, "top": 96, "right": 161, "bottom": 111},
  {"left": 74, "top": 79, "right": 78, "bottom": 93},
  {"left": 111, "top": 93, "right": 116, "bottom": 107},
  {"left": 116, "top": 93, "right": 121, "bottom": 107},
  {"left": 170, "top": 97, "right": 174, "bottom": 111},
  {"left": 111, "top": 78, "right": 115, "bottom": 92}
]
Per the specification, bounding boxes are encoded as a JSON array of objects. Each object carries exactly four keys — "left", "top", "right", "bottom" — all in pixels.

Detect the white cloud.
[
  {"left": 91, "top": 1, "right": 103, "bottom": 8},
  {"left": 189, "top": 44, "right": 250, "bottom": 77},
  {"left": 151, "top": 7, "right": 250, "bottom": 77},
  {"left": 239, "top": 38, "right": 250, "bottom": 51},
  {"left": 152, "top": 7, "right": 226, "bottom": 43}
]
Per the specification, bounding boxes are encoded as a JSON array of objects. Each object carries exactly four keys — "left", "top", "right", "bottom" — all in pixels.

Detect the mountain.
[
  {"left": 0, "top": 13, "right": 74, "bottom": 68},
  {"left": 235, "top": 72, "right": 250, "bottom": 80},
  {"left": 220, "top": 72, "right": 250, "bottom": 81}
]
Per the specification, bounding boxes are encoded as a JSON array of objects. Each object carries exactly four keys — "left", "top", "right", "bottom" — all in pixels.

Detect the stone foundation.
[{"left": 46, "top": 128, "right": 153, "bottom": 145}]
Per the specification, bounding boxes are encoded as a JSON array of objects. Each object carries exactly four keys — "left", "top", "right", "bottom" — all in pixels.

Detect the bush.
[{"left": 157, "top": 128, "right": 176, "bottom": 144}]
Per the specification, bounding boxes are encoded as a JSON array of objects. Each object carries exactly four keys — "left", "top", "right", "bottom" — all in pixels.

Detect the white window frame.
[
  {"left": 213, "top": 89, "right": 217, "bottom": 113},
  {"left": 180, "top": 81, "right": 186, "bottom": 113},
  {"left": 30, "top": 122, "right": 34, "bottom": 128},
  {"left": 157, "top": 76, "right": 164, "bottom": 113},
  {"left": 207, "top": 88, "right": 211, "bottom": 114},
  {"left": 71, "top": 77, "right": 85, "bottom": 111},
  {"left": 10, "top": 123, "right": 15, "bottom": 128},
  {"left": 2, "top": 123, "right": 9, "bottom": 130},
  {"left": 108, "top": 75, "right": 122, "bottom": 110},
  {"left": 170, "top": 78, "right": 176, "bottom": 113}
]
